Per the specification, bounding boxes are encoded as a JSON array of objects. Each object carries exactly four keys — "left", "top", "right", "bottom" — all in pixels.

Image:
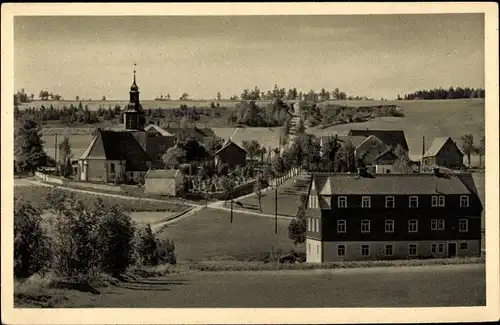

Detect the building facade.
[
  {"left": 305, "top": 169, "right": 483, "bottom": 263},
  {"left": 422, "top": 137, "right": 464, "bottom": 169},
  {"left": 213, "top": 139, "right": 247, "bottom": 169}
]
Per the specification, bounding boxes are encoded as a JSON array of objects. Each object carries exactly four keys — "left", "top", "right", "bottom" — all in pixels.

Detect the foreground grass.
[
  {"left": 14, "top": 185, "right": 187, "bottom": 212},
  {"left": 186, "top": 256, "right": 485, "bottom": 272}
]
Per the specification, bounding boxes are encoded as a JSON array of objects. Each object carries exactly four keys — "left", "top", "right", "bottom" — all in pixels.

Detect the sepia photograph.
[{"left": 2, "top": 2, "right": 499, "bottom": 324}]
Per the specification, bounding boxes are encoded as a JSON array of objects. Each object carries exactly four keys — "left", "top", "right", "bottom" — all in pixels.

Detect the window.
[
  {"left": 384, "top": 220, "right": 394, "bottom": 233},
  {"left": 337, "top": 220, "right": 346, "bottom": 233},
  {"left": 459, "top": 242, "right": 468, "bottom": 250},
  {"left": 431, "top": 196, "right": 438, "bottom": 207},
  {"left": 309, "top": 195, "right": 319, "bottom": 209},
  {"left": 438, "top": 196, "right": 445, "bottom": 207},
  {"left": 361, "top": 245, "right": 370, "bottom": 257},
  {"left": 110, "top": 163, "right": 115, "bottom": 173},
  {"left": 459, "top": 219, "right": 468, "bottom": 232},
  {"left": 315, "top": 219, "right": 319, "bottom": 233},
  {"left": 361, "top": 196, "right": 371, "bottom": 208},
  {"left": 431, "top": 195, "right": 445, "bottom": 207},
  {"left": 338, "top": 196, "right": 347, "bottom": 208},
  {"left": 408, "top": 219, "right": 418, "bottom": 233},
  {"left": 431, "top": 243, "right": 437, "bottom": 254},
  {"left": 312, "top": 218, "right": 316, "bottom": 232},
  {"left": 159, "top": 143, "right": 165, "bottom": 151},
  {"left": 409, "top": 196, "right": 419, "bottom": 208},
  {"left": 337, "top": 245, "right": 346, "bottom": 257},
  {"left": 431, "top": 219, "right": 438, "bottom": 230},
  {"left": 438, "top": 243, "right": 445, "bottom": 253},
  {"left": 156, "top": 155, "right": 162, "bottom": 162},
  {"left": 385, "top": 196, "right": 395, "bottom": 208},
  {"left": 361, "top": 220, "right": 371, "bottom": 233},
  {"left": 438, "top": 219, "right": 445, "bottom": 230},
  {"left": 307, "top": 218, "right": 311, "bottom": 231},
  {"left": 460, "top": 196, "right": 469, "bottom": 208},
  {"left": 385, "top": 244, "right": 393, "bottom": 256},
  {"left": 408, "top": 244, "right": 418, "bottom": 256}
]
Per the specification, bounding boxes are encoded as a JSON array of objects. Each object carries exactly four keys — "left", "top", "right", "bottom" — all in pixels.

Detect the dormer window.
[
  {"left": 385, "top": 196, "right": 395, "bottom": 208},
  {"left": 361, "top": 196, "right": 371, "bottom": 208},
  {"left": 409, "top": 196, "right": 419, "bottom": 208},
  {"left": 460, "top": 196, "right": 469, "bottom": 208},
  {"left": 338, "top": 196, "right": 347, "bottom": 208}
]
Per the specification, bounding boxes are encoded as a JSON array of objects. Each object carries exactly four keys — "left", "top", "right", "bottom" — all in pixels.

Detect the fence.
[
  {"left": 184, "top": 179, "right": 261, "bottom": 201},
  {"left": 269, "top": 167, "right": 302, "bottom": 188}
]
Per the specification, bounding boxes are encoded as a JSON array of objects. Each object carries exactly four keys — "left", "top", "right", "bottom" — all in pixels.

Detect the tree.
[
  {"left": 180, "top": 93, "right": 189, "bottom": 100},
  {"left": 241, "top": 140, "right": 262, "bottom": 162},
  {"left": 94, "top": 202, "right": 135, "bottom": 276},
  {"left": 59, "top": 136, "right": 72, "bottom": 163},
  {"left": 15, "top": 117, "right": 48, "bottom": 173},
  {"left": 460, "top": 134, "right": 474, "bottom": 166},
  {"left": 220, "top": 175, "right": 235, "bottom": 205},
  {"left": 163, "top": 146, "right": 187, "bottom": 169},
  {"left": 217, "top": 91, "right": 221, "bottom": 101},
  {"left": 392, "top": 145, "right": 413, "bottom": 173},
  {"left": 288, "top": 194, "right": 308, "bottom": 246},
  {"left": 476, "top": 136, "right": 485, "bottom": 168},
  {"left": 14, "top": 199, "right": 53, "bottom": 278},
  {"left": 254, "top": 174, "right": 264, "bottom": 212}
]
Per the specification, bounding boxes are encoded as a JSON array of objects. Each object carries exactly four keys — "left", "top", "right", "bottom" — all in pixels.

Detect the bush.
[
  {"left": 95, "top": 203, "right": 136, "bottom": 277},
  {"left": 133, "top": 224, "right": 176, "bottom": 267},
  {"left": 14, "top": 200, "right": 53, "bottom": 279}
]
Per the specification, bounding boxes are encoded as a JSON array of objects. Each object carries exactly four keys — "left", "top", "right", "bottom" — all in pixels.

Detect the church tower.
[{"left": 123, "top": 64, "right": 145, "bottom": 131}]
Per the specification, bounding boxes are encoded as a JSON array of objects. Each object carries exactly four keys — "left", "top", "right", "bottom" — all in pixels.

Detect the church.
[{"left": 77, "top": 68, "right": 153, "bottom": 184}]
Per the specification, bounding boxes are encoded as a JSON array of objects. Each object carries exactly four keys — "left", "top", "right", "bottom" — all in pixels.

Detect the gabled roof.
[
  {"left": 373, "top": 147, "right": 399, "bottom": 164},
  {"left": 355, "top": 135, "right": 391, "bottom": 165},
  {"left": 348, "top": 129, "right": 409, "bottom": 152},
  {"left": 423, "top": 137, "right": 464, "bottom": 158},
  {"left": 144, "top": 124, "right": 174, "bottom": 136},
  {"left": 145, "top": 169, "right": 180, "bottom": 179},
  {"left": 79, "top": 130, "right": 151, "bottom": 171},
  {"left": 196, "top": 127, "right": 216, "bottom": 137},
  {"left": 310, "top": 172, "right": 476, "bottom": 195},
  {"left": 214, "top": 139, "right": 247, "bottom": 156}
]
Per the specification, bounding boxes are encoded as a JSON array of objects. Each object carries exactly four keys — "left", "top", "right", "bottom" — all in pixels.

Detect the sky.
[{"left": 14, "top": 14, "right": 484, "bottom": 100}]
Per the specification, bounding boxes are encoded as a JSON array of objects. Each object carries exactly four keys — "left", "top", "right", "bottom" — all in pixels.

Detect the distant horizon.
[{"left": 15, "top": 14, "right": 485, "bottom": 101}]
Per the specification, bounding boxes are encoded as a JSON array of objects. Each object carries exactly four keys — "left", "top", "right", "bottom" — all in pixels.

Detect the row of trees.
[
  {"left": 397, "top": 87, "right": 485, "bottom": 100},
  {"left": 14, "top": 190, "right": 175, "bottom": 282},
  {"left": 15, "top": 103, "right": 100, "bottom": 125},
  {"left": 239, "top": 85, "right": 355, "bottom": 102}
]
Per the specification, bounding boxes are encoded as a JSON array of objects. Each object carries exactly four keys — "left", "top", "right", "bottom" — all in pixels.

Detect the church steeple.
[{"left": 124, "top": 63, "right": 144, "bottom": 130}]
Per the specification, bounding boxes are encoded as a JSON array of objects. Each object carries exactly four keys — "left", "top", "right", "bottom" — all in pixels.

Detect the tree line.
[
  {"left": 397, "top": 87, "right": 485, "bottom": 100},
  {"left": 239, "top": 85, "right": 371, "bottom": 102}
]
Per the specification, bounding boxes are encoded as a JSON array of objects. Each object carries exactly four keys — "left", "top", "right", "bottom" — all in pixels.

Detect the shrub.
[
  {"left": 133, "top": 224, "right": 176, "bottom": 266},
  {"left": 95, "top": 202, "right": 136, "bottom": 277},
  {"left": 14, "top": 200, "right": 53, "bottom": 279}
]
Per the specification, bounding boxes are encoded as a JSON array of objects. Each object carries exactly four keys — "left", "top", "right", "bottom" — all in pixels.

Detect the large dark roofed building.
[
  {"left": 348, "top": 129, "right": 409, "bottom": 152},
  {"left": 305, "top": 170, "right": 483, "bottom": 263}
]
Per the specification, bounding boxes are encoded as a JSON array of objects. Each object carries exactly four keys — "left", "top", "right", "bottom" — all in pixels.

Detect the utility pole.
[
  {"left": 275, "top": 185, "right": 278, "bottom": 235},
  {"left": 54, "top": 133, "right": 58, "bottom": 169},
  {"left": 230, "top": 193, "right": 233, "bottom": 223}
]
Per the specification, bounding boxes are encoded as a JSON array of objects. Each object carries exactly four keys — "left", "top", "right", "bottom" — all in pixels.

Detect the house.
[
  {"left": 348, "top": 129, "right": 409, "bottom": 152},
  {"left": 422, "top": 137, "right": 464, "bottom": 170},
  {"left": 213, "top": 139, "right": 247, "bottom": 169},
  {"left": 372, "top": 148, "right": 399, "bottom": 174},
  {"left": 354, "top": 135, "right": 391, "bottom": 166},
  {"left": 144, "top": 124, "right": 177, "bottom": 169},
  {"left": 144, "top": 169, "right": 184, "bottom": 196},
  {"left": 305, "top": 168, "right": 483, "bottom": 263},
  {"left": 77, "top": 129, "right": 151, "bottom": 183}
]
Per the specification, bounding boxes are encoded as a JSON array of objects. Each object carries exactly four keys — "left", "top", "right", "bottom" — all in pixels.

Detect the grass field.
[
  {"left": 38, "top": 99, "right": 484, "bottom": 164},
  {"left": 157, "top": 207, "right": 302, "bottom": 262},
  {"left": 16, "top": 264, "right": 485, "bottom": 308},
  {"left": 13, "top": 185, "right": 187, "bottom": 213}
]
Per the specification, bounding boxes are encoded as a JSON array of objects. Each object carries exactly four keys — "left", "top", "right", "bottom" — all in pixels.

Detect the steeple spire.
[{"left": 130, "top": 62, "right": 138, "bottom": 91}]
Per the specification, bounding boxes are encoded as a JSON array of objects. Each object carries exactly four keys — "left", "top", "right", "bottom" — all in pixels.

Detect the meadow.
[
  {"left": 157, "top": 207, "right": 303, "bottom": 262},
  {"left": 39, "top": 98, "right": 485, "bottom": 165}
]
